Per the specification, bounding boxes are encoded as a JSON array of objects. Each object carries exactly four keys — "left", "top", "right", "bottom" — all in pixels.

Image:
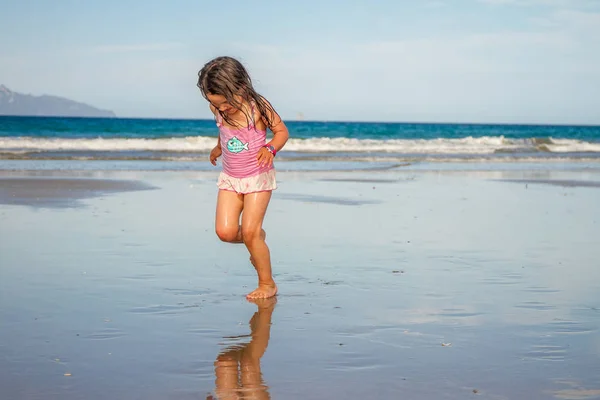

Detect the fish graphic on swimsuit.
[{"left": 226, "top": 136, "right": 249, "bottom": 153}]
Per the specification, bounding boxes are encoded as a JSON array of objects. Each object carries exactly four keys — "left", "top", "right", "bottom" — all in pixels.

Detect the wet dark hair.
[{"left": 197, "top": 56, "right": 278, "bottom": 129}]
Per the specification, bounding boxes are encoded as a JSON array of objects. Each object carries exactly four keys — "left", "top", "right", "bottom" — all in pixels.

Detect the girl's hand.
[
  {"left": 210, "top": 146, "right": 222, "bottom": 165},
  {"left": 256, "top": 147, "right": 274, "bottom": 167}
]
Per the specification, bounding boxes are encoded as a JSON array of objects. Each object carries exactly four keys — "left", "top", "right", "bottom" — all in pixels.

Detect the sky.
[{"left": 1, "top": 0, "right": 599, "bottom": 124}]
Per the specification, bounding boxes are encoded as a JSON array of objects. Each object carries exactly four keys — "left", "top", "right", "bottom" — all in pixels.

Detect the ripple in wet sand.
[
  {"left": 325, "top": 350, "right": 383, "bottom": 372},
  {"left": 122, "top": 242, "right": 146, "bottom": 248},
  {"left": 121, "top": 273, "right": 156, "bottom": 280},
  {"left": 135, "top": 260, "right": 172, "bottom": 267},
  {"left": 553, "top": 389, "right": 600, "bottom": 400},
  {"left": 84, "top": 328, "right": 127, "bottom": 340},
  {"left": 277, "top": 192, "right": 381, "bottom": 206},
  {"left": 169, "top": 360, "right": 215, "bottom": 377},
  {"left": 424, "top": 292, "right": 452, "bottom": 300},
  {"left": 129, "top": 303, "right": 200, "bottom": 315},
  {"left": 187, "top": 328, "right": 221, "bottom": 335},
  {"left": 523, "top": 344, "right": 567, "bottom": 361},
  {"left": 277, "top": 273, "right": 313, "bottom": 284},
  {"left": 515, "top": 301, "right": 557, "bottom": 311},
  {"left": 524, "top": 286, "right": 560, "bottom": 294},
  {"left": 163, "top": 288, "right": 213, "bottom": 296},
  {"left": 550, "top": 320, "right": 596, "bottom": 335},
  {"left": 552, "top": 380, "right": 600, "bottom": 400},
  {"left": 482, "top": 275, "right": 522, "bottom": 285},
  {"left": 438, "top": 308, "right": 483, "bottom": 318}
]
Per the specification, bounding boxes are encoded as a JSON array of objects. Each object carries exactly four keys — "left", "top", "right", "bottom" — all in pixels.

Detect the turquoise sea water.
[{"left": 1, "top": 116, "right": 600, "bottom": 169}]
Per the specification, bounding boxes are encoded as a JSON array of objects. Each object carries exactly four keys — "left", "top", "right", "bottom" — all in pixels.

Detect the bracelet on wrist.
[{"left": 263, "top": 144, "right": 277, "bottom": 156}]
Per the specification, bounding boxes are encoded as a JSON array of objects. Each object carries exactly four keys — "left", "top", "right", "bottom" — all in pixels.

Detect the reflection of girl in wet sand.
[{"left": 207, "top": 298, "right": 276, "bottom": 400}]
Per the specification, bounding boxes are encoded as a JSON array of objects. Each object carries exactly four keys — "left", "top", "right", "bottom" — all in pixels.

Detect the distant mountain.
[{"left": 0, "top": 85, "right": 116, "bottom": 118}]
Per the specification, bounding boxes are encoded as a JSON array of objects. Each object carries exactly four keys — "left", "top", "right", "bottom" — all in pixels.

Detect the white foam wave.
[
  {"left": 1, "top": 136, "right": 599, "bottom": 154},
  {"left": 0, "top": 136, "right": 218, "bottom": 152},
  {"left": 539, "top": 138, "right": 600, "bottom": 153}
]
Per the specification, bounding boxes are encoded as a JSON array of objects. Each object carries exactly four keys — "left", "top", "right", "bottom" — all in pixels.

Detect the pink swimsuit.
[{"left": 215, "top": 104, "right": 277, "bottom": 194}]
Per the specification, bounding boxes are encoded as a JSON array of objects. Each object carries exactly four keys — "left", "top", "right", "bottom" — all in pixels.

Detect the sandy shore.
[
  {"left": 1, "top": 167, "right": 599, "bottom": 399},
  {"left": 0, "top": 177, "right": 155, "bottom": 208}
]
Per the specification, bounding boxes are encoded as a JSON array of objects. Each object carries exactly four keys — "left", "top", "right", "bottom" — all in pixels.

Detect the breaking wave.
[{"left": 1, "top": 136, "right": 600, "bottom": 155}]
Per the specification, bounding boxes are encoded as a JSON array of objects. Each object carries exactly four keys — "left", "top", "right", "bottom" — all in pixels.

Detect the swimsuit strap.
[{"left": 215, "top": 110, "right": 223, "bottom": 127}]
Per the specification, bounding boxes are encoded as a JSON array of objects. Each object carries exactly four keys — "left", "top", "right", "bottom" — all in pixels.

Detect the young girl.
[{"left": 197, "top": 56, "right": 289, "bottom": 299}]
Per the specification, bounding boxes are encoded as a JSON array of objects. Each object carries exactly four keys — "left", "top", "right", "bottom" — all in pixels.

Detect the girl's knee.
[
  {"left": 216, "top": 226, "right": 238, "bottom": 242},
  {"left": 242, "top": 226, "right": 261, "bottom": 244},
  {"left": 216, "top": 352, "right": 238, "bottom": 364}
]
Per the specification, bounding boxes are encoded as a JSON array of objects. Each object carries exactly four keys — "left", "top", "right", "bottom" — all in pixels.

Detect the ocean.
[{"left": 1, "top": 116, "right": 600, "bottom": 171}]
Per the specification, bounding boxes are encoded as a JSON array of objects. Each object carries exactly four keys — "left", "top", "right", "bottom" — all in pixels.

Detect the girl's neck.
[{"left": 222, "top": 101, "right": 255, "bottom": 128}]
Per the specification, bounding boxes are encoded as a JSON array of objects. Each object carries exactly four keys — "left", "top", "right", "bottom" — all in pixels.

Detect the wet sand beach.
[
  {"left": 0, "top": 177, "right": 155, "bottom": 208},
  {"left": 1, "top": 166, "right": 599, "bottom": 399}
]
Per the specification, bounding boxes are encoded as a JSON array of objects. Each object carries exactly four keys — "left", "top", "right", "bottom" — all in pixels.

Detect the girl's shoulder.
[
  {"left": 255, "top": 96, "right": 283, "bottom": 132},
  {"left": 251, "top": 100, "right": 268, "bottom": 132}
]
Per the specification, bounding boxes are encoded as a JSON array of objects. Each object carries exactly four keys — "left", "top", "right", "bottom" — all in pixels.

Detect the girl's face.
[{"left": 207, "top": 93, "right": 240, "bottom": 115}]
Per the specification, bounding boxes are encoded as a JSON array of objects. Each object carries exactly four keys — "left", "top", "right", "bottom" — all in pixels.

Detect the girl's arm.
[
  {"left": 261, "top": 97, "right": 289, "bottom": 152},
  {"left": 267, "top": 116, "right": 289, "bottom": 153}
]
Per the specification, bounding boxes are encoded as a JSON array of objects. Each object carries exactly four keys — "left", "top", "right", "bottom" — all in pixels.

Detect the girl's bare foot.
[
  {"left": 246, "top": 296, "right": 277, "bottom": 309},
  {"left": 246, "top": 284, "right": 278, "bottom": 299}
]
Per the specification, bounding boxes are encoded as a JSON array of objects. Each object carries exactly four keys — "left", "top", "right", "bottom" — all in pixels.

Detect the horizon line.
[{"left": 1, "top": 114, "right": 600, "bottom": 128}]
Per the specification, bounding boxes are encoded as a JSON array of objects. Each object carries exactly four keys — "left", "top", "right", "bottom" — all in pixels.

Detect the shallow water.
[{"left": 1, "top": 168, "right": 599, "bottom": 399}]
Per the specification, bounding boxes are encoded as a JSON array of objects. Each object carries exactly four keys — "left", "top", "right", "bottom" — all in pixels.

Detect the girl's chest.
[{"left": 219, "top": 127, "right": 266, "bottom": 154}]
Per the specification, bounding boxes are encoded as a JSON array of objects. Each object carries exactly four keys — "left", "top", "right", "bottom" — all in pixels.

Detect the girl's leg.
[
  {"left": 239, "top": 298, "right": 276, "bottom": 399},
  {"left": 215, "top": 190, "right": 244, "bottom": 243},
  {"left": 241, "top": 191, "right": 277, "bottom": 299},
  {"left": 213, "top": 351, "right": 241, "bottom": 400}
]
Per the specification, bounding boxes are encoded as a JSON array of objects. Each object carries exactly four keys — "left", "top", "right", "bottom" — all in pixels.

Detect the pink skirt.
[{"left": 217, "top": 169, "right": 277, "bottom": 194}]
